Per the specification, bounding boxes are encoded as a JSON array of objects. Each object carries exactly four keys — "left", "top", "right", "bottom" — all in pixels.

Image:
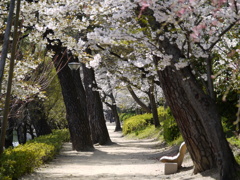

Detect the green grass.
[{"left": 125, "top": 125, "right": 162, "bottom": 140}]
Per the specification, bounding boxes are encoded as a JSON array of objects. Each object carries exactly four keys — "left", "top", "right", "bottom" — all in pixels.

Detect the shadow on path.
[{"left": 20, "top": 122, "right": 218, "bottom": 180}]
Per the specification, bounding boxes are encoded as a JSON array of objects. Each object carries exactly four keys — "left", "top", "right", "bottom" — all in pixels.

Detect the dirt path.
[{"left": 21, "top": 122, "right": 219, "bottom": 180}]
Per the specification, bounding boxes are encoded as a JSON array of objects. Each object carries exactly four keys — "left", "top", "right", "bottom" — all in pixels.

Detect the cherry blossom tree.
[
  {"left": 5, "top": 0, "right": 239, "bottom": 178},
  {"left": 86, "top": 1, "right": 240, "bottom": 178}
]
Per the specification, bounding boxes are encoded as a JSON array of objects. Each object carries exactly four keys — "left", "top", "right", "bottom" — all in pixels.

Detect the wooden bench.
[{"left": 160, "top": 142, "right": 187, "bottom": 174}]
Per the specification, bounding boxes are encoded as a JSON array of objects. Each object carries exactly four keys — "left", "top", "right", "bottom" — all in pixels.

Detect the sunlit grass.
[{"left": 125, "top": 125, "right": 162, "bottom": 140}]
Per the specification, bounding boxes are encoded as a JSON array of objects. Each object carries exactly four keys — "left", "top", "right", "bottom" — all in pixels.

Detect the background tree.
[
  {"left": 100, "top": 72, "right": 122, "bottom": 132},
  {"left": 82, "top": 61, "right": 112, "bottom": 145},
  {"left": 45, "top": 39, "right": 93, "bottom": 151}
]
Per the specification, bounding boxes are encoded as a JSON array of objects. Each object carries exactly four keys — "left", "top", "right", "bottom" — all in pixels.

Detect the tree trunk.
[
  {"left": 103, "top": 95, "right": 122, "bottom": 132},
  {"left": 111, "top": 103, "right": 122, "bottom": 132},
  {"left": 155, "top": 38, "right": 240, "bottom": 179},
  {"left": 17, "top": 122, "right": 27, "bottom": 144},
  {"left": 5, "top": 117, "right": 14, "bottom": 148},
  {"left": 179, "top": 66, "right": 239, "bottom": 179},
  {"left": 206, "top": 56, "right": 215, "bottom": 100},
  {"left": 47, "top": 41, "right": 93, "bottom": 151},
  {"left": 147, "top": 79, "right": 160, "bottom": 127},
  {"left": 108, "top": 89, "right": 122, "bottom": 131},
  {"left": 157, "top": 65, "right": 216, "bottom": 172},
  {"left": 82, "top": 64, "right": 112, "bottom": 145},
  {"left": 104, "top": 76, "right": 122, "bottom": 131}
]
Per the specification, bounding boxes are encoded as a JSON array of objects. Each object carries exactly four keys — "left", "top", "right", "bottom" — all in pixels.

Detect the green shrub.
[
  {"left": 221, "top": 117, "right": 234, "bottom": 137},
  {"left": 122, "top": 106, "right": 181, "bottom": 144},
  {"left": 228, "top": 137, "right": 240, "bottom": 164},
  {"left": 163, "top": 115, "right": 180, "bottom": 143},
  {"left": 122, "top": 113, "right": 153, "bottom": 135},
  {"left": 0, "top": 129, "right": 70, "bottom": 180},
  {"left": 157, "top": 106, "right": 169, "bottom": 122}
]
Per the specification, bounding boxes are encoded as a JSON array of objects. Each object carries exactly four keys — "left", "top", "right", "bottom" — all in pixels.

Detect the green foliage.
[
  {"left": 221, "top": 116, "right": 234, "bottom": 137},
  {"left": 227, "top": 137, "right": 240, "bottom": 164},
  {"left": 157, "top": 106, "right": 169, "bottom": 122},
  {"left": 44, "top": 70, "right": 67, "bottom": 129},
  {"left": 0, "top": 129, "right": 70, "bottom": 180},
  {"left": 123, "top": 106, "right": 180, "bottom": 143},
  {"left": 122, "top": 113, "right": 153, "bottom": 135},
  {"left": 158, "top": 107, "right": 180, "bottom": 143},
  {"left": 163, "top": 115, "right": 180, "bottom": 143},
  {"left": 168, "top": 135, "right": 184, "bottom": 146},
  {"left": 228, "top": 137, "right": 240, "bottom": 147},
  {"left": 119, "top": 112, "right": 136, "bottom": 122}
]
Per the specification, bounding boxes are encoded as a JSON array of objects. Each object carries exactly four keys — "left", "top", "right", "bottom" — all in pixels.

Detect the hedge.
[
  {"left": 123, "top": 107, "right": 181, "bottom": 143},
  {"left": 0, "top": 129, "right": 70, "bottom": 180},
  {"left": 122, "top": 113, "right": 153, "bottom": 135}
]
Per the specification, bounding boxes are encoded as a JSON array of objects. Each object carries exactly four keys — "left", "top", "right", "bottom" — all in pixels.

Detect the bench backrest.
[{"left": 160, "top": 142, "right": 187, "bottom": 168}]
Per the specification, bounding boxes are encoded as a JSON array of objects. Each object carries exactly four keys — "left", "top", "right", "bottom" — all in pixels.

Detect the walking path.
[{"left": 21, "top": 122, "right": 218, "bottom": 180}]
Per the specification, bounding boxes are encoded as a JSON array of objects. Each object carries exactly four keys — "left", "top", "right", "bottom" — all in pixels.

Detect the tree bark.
[
  {"left": 106, "top": 77, "right": 122, "bottom": 132},
  {"left": 17, "top": 122, "right": 27, "bottom": 144},
  {"left": 46, "top": 41, "right": 93, "bottom": 151},
  {"left": 180, "top": 66, "right": 239, "bottom": 179},
  {"left": 82, "top": 64, "right": 112, "bottom": 145},
  {"left": 111, "top": 102, "right": 122, "bottom": 132},
  {"left": 157, "top": 65, "right": 216, "bottom": 173},
  {"left": 5, "top": 117, "right": 14, "bottom": 148},
  {"left": 155, "top": 38, "right": 240, "bottom": 179},
  {"left": 206, "top": 56, "right": 215, "bottom": 100},
  {"left": 147, "top": 79, "right": 160, "bottom": 127},
  {"left": 103, "top": 94, "right": 122, "bottom": 132}
]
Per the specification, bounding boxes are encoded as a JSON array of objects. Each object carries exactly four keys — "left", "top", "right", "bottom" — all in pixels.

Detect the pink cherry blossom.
[{"left": 138, "top": 0, "right": 152, "bottom": 18}]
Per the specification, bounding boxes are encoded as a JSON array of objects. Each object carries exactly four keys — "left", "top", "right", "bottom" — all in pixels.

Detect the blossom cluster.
[{"left": 0, "top": 0, "right": 239, "bottom": 108}]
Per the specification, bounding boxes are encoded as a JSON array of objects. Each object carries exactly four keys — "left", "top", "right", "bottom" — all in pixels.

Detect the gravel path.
[{"left": 20, "top": 122, "right": 219, "bottom": 180}]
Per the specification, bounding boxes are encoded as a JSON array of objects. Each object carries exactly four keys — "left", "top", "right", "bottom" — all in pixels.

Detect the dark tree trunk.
[
  {"left": 179, "top": 66, "right": 239, "bottom": 179},
  {"left": 104, "top": 76, "right": 122, "bottom": 131},
  {"left": 103, "top": 95, "right": 122, "bottom": 132},
  {"left": 107, "top": 92, "right": 122, "bottom": 132},
  {"left": 111, "top": 103, "right": 122, "bottom": 132},
  {"left": 27, "top": 99, "right": 52, "bottom": 136},
  {"left": 157, "top": 65, "right": 216, "bottom": 172},
  {"left": 147, "top": 79, "right": 160, "bottom": 127},
  {"left": 17, "top": 123, "right": 27, "bottom": 144},
  {"left": 5, "top": 117, "right": 14, "bottom": 148},
  {"left": 155, "top": 38, "right": 240, "bottom": 179},
  {"left": 206, "top": 56, "right": 215, "bottom": 100},
  {"left": 46, "top": 41, "right": 93, "bottom": 151},
  {"left": 82, "top": 64, "right": 112, "bottom": 145}
]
